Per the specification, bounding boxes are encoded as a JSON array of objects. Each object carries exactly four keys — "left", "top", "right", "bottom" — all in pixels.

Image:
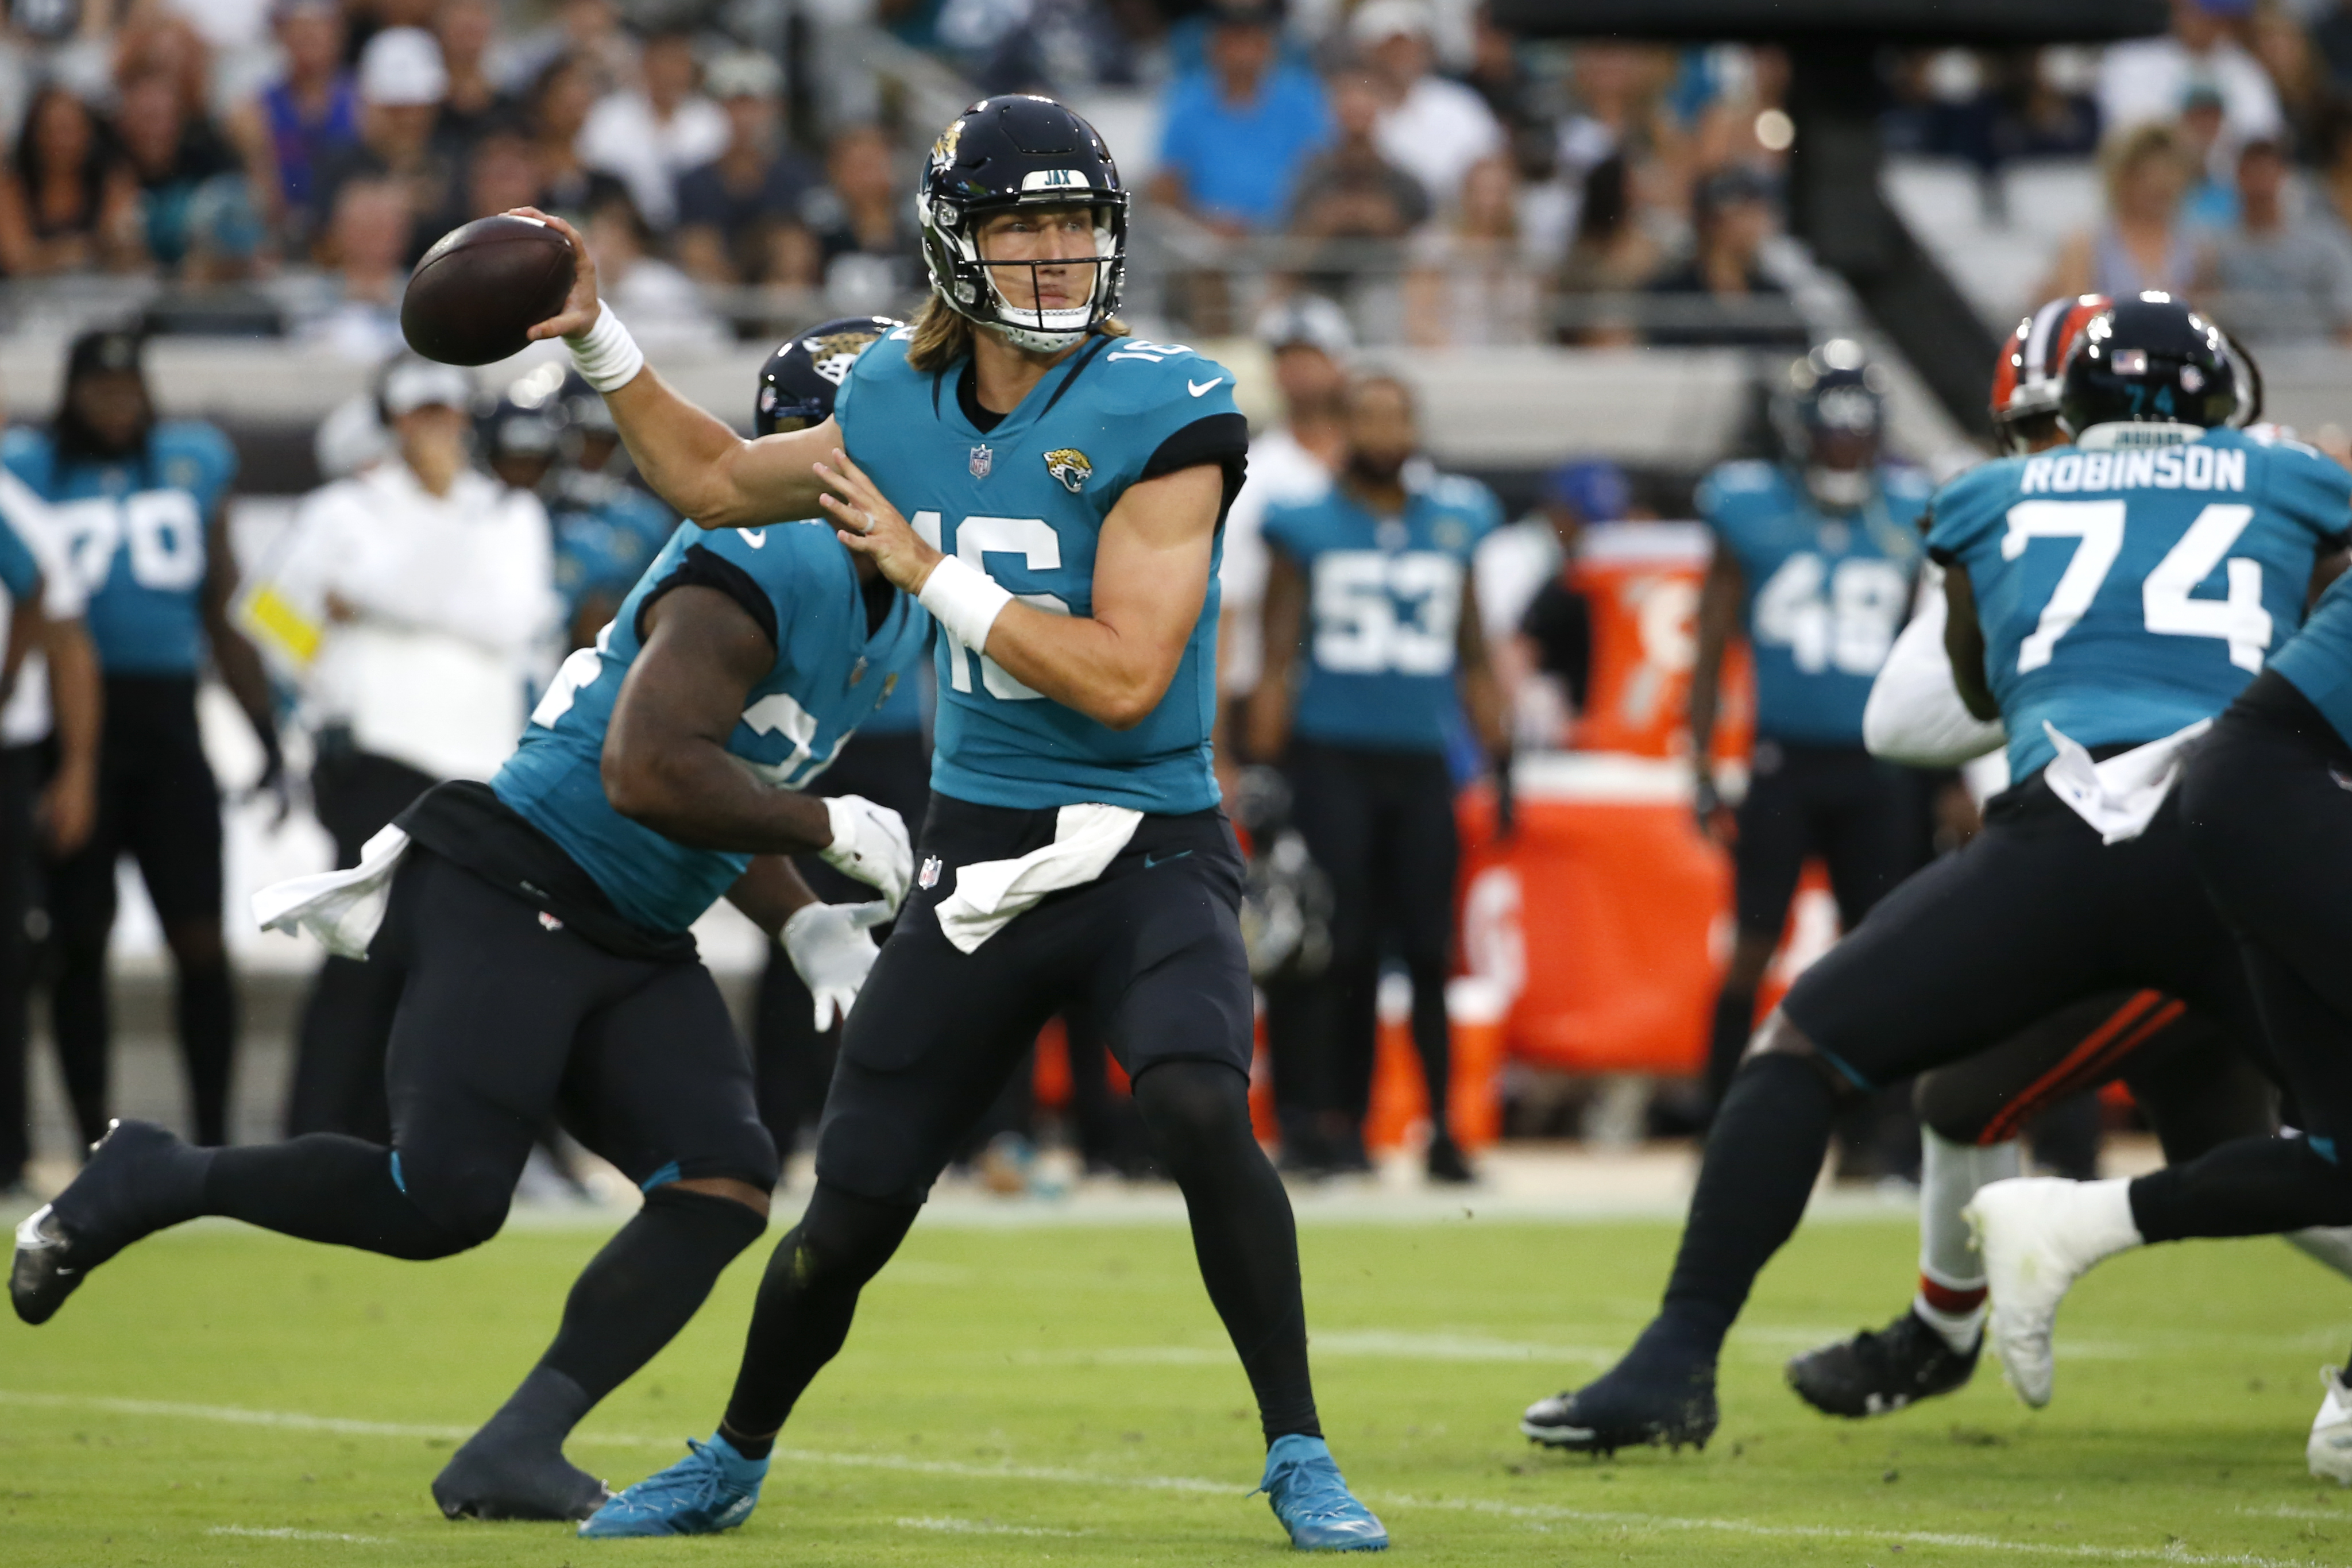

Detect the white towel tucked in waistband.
[
  {"left": 936, "top": 803, "right": 1144, "bottom": 953},
  {"left": 2040, "top": 718, "right": 2212, "bottom": 845},
  {"left": 251, "top": 824, "right": 413, "bottom": 959}
]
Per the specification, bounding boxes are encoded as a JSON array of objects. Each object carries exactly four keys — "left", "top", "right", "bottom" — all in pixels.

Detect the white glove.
[
  {"left": 818, "top": 794, "right": 913, "bottom": 911},
  {"left": 782, "top": 900, "right": 891, "bottom": 1030}
]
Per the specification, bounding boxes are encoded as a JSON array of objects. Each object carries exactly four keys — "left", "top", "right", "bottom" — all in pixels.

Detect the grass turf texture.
[{"left": 3, "top": 1209, "right": 2350, "bottom": 1565}]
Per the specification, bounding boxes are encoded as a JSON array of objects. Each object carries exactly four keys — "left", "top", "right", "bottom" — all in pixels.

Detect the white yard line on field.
[
  {"left": 0, "top": 1389, "right": 2312, "bottom": 1567},
  {"left": 208, "top": 1525, "right": 391, "bottom": 1544},
  {"left": 896, "top": 1516, "right": 1090, "bottom": 1537}
]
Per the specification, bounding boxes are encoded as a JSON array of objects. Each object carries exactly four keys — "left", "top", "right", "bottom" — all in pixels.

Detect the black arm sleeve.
[
  {"left": 634, "top": 544, "right": 780, "bottom": 651},
  {"left": 1143, "top": 412, "right": 1251, "bottom": 521}
]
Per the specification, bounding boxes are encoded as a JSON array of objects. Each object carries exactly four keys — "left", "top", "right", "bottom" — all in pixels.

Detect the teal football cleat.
[
  {"left": 578, "top": 1434, "right": 767, "bottom": 1538},
  {"left": 1257, "top": 1434, "right": 1388, "bottom": 1551}
]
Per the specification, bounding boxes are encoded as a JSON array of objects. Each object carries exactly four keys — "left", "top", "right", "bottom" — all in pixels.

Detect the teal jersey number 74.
[{"left": 1927, "top": 427, "right": 2350, "bottom": 782}]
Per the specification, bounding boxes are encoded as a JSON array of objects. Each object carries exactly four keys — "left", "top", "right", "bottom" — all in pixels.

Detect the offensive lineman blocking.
[{"left": 528, "top": 95, "right": 1386, "bottom": 1550}]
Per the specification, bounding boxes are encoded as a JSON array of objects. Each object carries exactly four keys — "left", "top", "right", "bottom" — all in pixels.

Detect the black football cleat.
[
  {"left": 1521, "top": 1349, "right": 1719, "bottom": 1455},
  {"left": 1786, "top": 1309, "right": 1980, "bottom": 1419},
  {"left": 11, "top": 1119, "right": 206, "bottom": 1325}
]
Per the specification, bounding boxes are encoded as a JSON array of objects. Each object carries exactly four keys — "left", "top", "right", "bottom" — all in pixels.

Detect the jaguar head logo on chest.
[{"left": 1044, "top": 448, "right": 1093, "bottom": 493}]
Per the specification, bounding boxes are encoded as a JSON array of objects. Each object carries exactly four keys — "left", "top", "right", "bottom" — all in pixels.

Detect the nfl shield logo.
[
  {"left": 969, "top": 443, "right": 993, "bottom": 479},
  {"left": 918, "top": 855, "right": 943, "bottom": 890}
]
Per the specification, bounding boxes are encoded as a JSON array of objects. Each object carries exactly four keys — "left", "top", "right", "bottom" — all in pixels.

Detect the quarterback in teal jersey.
[
  {"left": 1689, "top": 342, "right": 1933, "bottom": 1105},
  {"left": 11, "top": 333, "right": 926, "bottom": 1527},
  {"left": 520, "top": 94, "right": 1385, "bottom": 1551},
  {"left": 1523, "top": 295, "right": 2350, "bottom": 1453}
]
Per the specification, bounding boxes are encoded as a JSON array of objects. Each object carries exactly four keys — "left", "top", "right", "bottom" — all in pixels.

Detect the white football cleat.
[
  {"left": 1964, "top": 1177, "right": 2142, "bottom": 1409},
  {"left": 2311, "top": 1367, "right": 2352, "bottom": 1485}
]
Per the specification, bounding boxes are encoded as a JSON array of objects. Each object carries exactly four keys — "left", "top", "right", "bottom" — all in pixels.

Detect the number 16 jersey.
[
  {"left": 1928, "top": 424, "right": 2350, "bottom": 781},
  {"left": 833, "top": 329, "right": 1248, "bottom": 816}
]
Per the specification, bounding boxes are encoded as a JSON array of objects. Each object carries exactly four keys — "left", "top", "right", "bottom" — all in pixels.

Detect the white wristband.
[
  {"left": 918, "top": 555, "right": 1013, "bottom": 652},
  {"left": 564, "top": 302, "right": 645, "bottom": 392}
]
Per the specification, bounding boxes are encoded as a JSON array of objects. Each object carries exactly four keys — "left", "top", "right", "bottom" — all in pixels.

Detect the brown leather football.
[{"left": 400, "top": 215, "right": 577, "bottom": 366}]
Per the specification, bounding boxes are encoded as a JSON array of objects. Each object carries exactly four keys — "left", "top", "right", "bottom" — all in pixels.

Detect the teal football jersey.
[
  {"left": 1929, "top": 426, "right": 2350, "bottom": 781},
  {"left": 833, "top": 329, "right": 1248, "bottom": 814},
  {"left": 1698, "top": 460, "right": 1930, "bottom": 746},
  {"left": 2, "top": 421, "right": 236, "bottom": 674},
  {"left": 2268, "top": 570, "right": 2352, "bottom": 750},
  {"left": 1260, "top": 473, "right": 1501, "bottom": 752},
  {"left": 491, "top": 519, "right": 929, "bottom": 933}
]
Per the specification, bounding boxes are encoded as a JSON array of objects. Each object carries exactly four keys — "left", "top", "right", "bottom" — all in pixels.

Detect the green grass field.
[{"left": 4, "top": 1204, "right": 2350, "bottom": 1566}]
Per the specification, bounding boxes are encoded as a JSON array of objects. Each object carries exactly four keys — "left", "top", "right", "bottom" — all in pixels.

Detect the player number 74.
[{"left": 2001, "top": 499, "right": 2272, "bottom": 674}]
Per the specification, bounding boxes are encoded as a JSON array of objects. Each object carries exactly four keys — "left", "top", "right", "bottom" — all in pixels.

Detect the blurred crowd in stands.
[{"left": 2, "top": 0, "right": 2352, "bottom": 349}]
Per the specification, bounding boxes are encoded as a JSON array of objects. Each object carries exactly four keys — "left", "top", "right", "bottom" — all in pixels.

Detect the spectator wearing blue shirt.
[
  {"left": 1253, "top": 375, "right": 1507, "bottom": 1184},
  {"left": 1148, "top": 0, "right": 1331, "bottom": 234}
]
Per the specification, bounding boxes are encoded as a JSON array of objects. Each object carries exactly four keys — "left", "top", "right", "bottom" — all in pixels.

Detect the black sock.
[
  {"left": 177, "top": 960, "right": 236, "bottom": 1148},
  {"left": 1705, "top": 985, "right": 1759, "bottom": 1109},
  {"left": 203, "top": 1134, "right": 467, "bottom": 1259},
  {"left": 1409, "top": 971, "right": 1451, "bottom": 1134},
  {"left": 542, "top": 1184, "right": 768, "bottom": 1406},
  {"left": 2130, "top": 1134, "right": 2352, "bottom": 1241},
  {"left": 1656, "top": 1052, "right": 1841, "bottom": 1360},
  {"left": 1136, "top": 1060, "right": 1321, "bottom": 1444},
  {"left": 721, "top": 1184, "right": 918, "bottom": 1457}
]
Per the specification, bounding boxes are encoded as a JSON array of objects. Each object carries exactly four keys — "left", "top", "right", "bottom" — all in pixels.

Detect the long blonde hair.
[{"left": 905, "top": 292, "right": 1130, "bottom": 373}]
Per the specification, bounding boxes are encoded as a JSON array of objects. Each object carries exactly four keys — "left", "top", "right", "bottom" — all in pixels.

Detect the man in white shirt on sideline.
[
  {"left": 1352, "top": 0, "right": 1503, "bottom": 211},
  {"left": 0, "top": 453, "right": 101, "bottom": 1195},
  {"left": 276, "top": 356, "right": 561, "bottom": 1141},
  {"left": 576, "top": 26, "right": 727, "bottom": 232}
]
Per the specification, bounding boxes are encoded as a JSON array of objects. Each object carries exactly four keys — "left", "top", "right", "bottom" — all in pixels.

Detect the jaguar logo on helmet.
[
  {"left": 929, "top": 118, "right": 964, "bottom": 174},
  {"left": 805, "top": 328, "right": 886, "bottom": 387},
  {"left": 1044, "top": 448, "right": 1092, "bottom": 493}
]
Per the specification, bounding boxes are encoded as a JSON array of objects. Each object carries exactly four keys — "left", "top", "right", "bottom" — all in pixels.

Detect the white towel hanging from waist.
[
  {"left": 250, "top": 823, "right": 413, "bottom": 959},
  {"left": 935, "top": 803, "right": 1144, "bottom": 953}
]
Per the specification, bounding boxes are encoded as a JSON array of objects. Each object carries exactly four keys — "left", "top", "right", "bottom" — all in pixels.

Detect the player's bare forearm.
[
  {"left": 202, "top": 512, "right": 279, "bottom": 748},
  {"left": 518, "top": 207, "right": 830, "bottom": 528},
  {"left": 1941, "top": 563, "right": 2001, "bottom": 723},
  {"left": 1457, "top": 576, "right": 1508, "bottom": 755},
  {"left": 828, "top": 453, "right": 1221, "bottom": 732},
  {"left": 1248, "top": 551, "right": 1306, "bottom": 760},
  {"left": 987, "top": 465, "right": 1220, "bottom": 729},
  {"left": 0, "top": 588, "right": 40, "bottom": 706},
  {"left": 601, "top": 585, "right": 836, "bottom": 853},
  {"left": 723, "top": 855, "right": 821, "bottom": 940},
  {"left": 41, "top": 617, "right": 99, "bottom": 853},
  {"left": 1689, "top": 547, "right": 1741, "bottom": 770}
]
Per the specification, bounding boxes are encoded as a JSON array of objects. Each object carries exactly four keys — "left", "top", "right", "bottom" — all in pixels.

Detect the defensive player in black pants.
[{"left": 1252, "top": 376, "right": 1505, "bottom": 1184}]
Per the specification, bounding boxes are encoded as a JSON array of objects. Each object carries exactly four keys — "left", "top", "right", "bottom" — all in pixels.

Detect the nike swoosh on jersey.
[
  {"left": 1187, "top": 379, "right": 1223, "bottom": 397},
  {"left": 1144, "top": 849, "right": 1192, "bottom": 868},
  {"left": 739, "top": 528, "right": 767, "bottom": 548}
]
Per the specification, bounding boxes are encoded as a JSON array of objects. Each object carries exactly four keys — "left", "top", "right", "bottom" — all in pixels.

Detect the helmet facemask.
[{"left": 921, "top": 192, "right": 1127, "bottom": 353}]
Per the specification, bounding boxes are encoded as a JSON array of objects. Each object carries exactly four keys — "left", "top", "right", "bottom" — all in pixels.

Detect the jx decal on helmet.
[{"left": 918, "top": 95, "right": 1129, "bottom": 353}]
